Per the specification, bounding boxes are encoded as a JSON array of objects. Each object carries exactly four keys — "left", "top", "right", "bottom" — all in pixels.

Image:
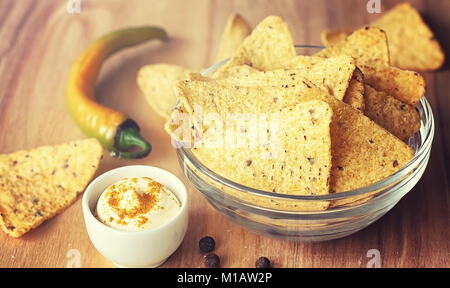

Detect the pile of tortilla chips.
[{"left": 138, "top": 4, "right": 442, "bottom": 210}]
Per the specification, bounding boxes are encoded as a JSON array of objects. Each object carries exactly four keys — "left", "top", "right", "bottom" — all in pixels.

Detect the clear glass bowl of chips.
[{"left": 175, "top": 49, "right": 434, "bottom": 242}]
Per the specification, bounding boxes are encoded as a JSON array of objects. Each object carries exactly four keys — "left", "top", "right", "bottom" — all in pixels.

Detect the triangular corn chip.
[
  {"left": 315, "top": 26, "right": 390, "bottom": 66},
  {"left": 281, "top": 55, "right": 356, "bottom": 100},
  {"left": 193, "top": 101, "right": 333, "bottom": 197},
  {"left": 360, "top": 64, "right": 425, "bottom": 105},
  {"left": 208, "top": 55, "right": 355, "bottom": 101},
  {"left": 364, "top": 84, "right": 421, "bottom": 141},
  {"left": 0, "top": 139, "right": 103, "bottom": 237},
  {"left": 217, "top": 16, "right": 296, "bottom": 74}
]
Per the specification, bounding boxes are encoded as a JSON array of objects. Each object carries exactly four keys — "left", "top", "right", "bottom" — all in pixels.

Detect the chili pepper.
[{"left": 66, "top": 26, "right": 167, "bottom": 158}]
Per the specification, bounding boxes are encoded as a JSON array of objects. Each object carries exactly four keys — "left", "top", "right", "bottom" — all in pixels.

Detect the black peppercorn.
[
  {"left": 255, "top": 257, "right": 270, "bottom": 268},
  {"left": 204, "top": 253, "right": 220, "bottom": 268},
  {"left": 199, "top": 236, "right": 215, "bottom": 253}
]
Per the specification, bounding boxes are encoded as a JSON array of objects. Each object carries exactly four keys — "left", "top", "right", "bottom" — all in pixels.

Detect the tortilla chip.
[
  {"left": 360, "top": 65, "right": 425, "bottom": 105},
  {"left": 0, "top": 139, "right": 103, "bottom": 238},
  {"left": 137, "top": 64, "right": 196, "bottom": 120},
  {"left": 282, "top": 55, "right": 356, "bottom": 100},
  {"left": 168, "top": 79, "right": 413, "bottom": 195},
  {"left": 315, "top": 26, "right": 390, "bottom": 67},
  {"left": 364, "top": 84, "right": 421, "bottom": 141},
  {"left": 193, "top": 101, "right": 332, "bottom": 196},
  {"left": 167, "top": 77, "right": 320, "bottom": 138},
  {"left": 215, "top": 13, "right": 253, "bottom": 62},
  {"left": 327, "top": 96, "right": 413, "bottom": 193},
  {"left": 343, "top": 67, "right": 365, "bottom": 112},
  {"left": 207, "top": 55, "right": 355, "bottom": 101},
  {"left": 165, "top": 70, "right": 320, "bottom": 144},
  {"left": 217, "top": 16, "right": 296, "bottom": 74},
  {"left": 320, "top": 3, "right": 445, "bottom": 71}
]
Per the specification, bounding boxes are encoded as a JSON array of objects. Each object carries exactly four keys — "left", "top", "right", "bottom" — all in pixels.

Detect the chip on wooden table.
[
  {"left": 321, "top": 3, "right": 445, "bottom": 71},
  {"left": 137, "top": 64, "right": 196, "bottom": 120},
  {"left": 215, "top": 13, "right": 253, "bottom": 62},
  {"left": 0, "top": 139, "right": 103, "bottom": 238},
  {"left": 315, "top": 26, "right": 390, "bottom": 67},
  {"left": 216, "top": 15, "right": 296, "bottom": 74},
  {"left": 343, "top": 67, "right": 365, "bottom": 112},
  {"left": 364, "top": 84, "right": 421, "bottom": 141}
]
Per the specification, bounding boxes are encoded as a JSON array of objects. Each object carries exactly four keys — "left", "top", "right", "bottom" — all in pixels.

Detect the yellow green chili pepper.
[{"left": 66, "top": 26, "right": 167, "bottom": 158}]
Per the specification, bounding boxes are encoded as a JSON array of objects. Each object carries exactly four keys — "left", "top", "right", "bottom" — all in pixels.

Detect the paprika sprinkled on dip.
[{"left": 95, "top": 177, "right": 181, "bottom": 232}]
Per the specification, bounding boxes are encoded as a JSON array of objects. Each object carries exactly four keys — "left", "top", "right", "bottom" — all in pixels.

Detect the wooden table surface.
[{"left": 0, "top": 0, "right": 448, "bottom": 268}]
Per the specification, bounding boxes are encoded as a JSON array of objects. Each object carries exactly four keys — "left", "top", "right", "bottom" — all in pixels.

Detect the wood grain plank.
[{"left": 0, "top": 0, "right": 448, "bottom": 268}]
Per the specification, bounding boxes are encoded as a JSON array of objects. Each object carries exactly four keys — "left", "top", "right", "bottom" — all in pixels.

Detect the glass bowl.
[{"left": 175, "top": 48, "right": 435, "bottom": 242}]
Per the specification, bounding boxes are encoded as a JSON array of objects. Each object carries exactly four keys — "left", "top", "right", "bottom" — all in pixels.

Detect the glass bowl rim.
[{"left": 176, "top": 47, "right": 435, "bottom": 201}]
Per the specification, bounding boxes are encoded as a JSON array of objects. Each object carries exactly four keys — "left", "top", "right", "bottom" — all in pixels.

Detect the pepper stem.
[{"left": 112, "top": 120, "right": 152, "bottom": 159}]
